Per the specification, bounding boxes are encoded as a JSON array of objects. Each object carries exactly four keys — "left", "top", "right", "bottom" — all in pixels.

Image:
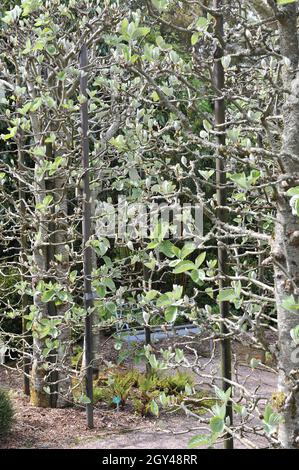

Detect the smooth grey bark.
[
  {"left": 27, "top": 64, "right": 72, "bottom": 407},
  {"left": 27, "top": 73, "right": 52, "bottom": 407},
  {"left": 273, "top": 3, "right": 299, "bottom": 449},
  {"left": 53, "top": 147, "right": 72, "bottom": 408}
]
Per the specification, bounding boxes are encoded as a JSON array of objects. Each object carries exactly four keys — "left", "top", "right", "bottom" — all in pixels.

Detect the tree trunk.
[
  {"left": 274, "top": 3, "right": 299, "bottom": 448},
  {"left": 27, "top": 74, "right": 52, "bottom": 407},
  {"left": 274, "top": 81, "right": 299, "bottom": 447},
  {"left": 54, "top": 183, "right": 72, "bottom": 407},
  {"left": 274, "top": 200, "right": 299, "bottom": 448},
  {"left": 30, "top": 161, "right": 52, "bottom": 408}
]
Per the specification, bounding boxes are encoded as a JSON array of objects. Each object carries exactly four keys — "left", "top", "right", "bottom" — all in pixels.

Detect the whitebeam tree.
[
  {"left": 1, "top": 0, "right": 299, "bottom": 449},
  {"left": 0, "top": 0, "right": 121, "bottom": 407},
  {"left": 268, "top": 0, "right": 299, "bottom": 449},
  {"left": 142, "top": 0, "right": 299, "bottom": 447}
]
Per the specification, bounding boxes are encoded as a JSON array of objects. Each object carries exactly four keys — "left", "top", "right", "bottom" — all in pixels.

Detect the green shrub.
[
  {"left": 93, "top": 367, "right": 213, "bottom": 417},
  {"left": 0, "top": 388, "right": 14, "bottom": 438}
]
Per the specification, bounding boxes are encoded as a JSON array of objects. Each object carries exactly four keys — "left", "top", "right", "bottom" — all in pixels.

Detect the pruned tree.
[{"left": 1, "top": 0, "right": 299, "bottom": 449}]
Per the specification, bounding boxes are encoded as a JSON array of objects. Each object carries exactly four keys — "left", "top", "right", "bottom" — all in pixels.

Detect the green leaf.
[
  {"left": 263, "top": 405, "right": 284, "bottom": 435},
  {"left": 217, "top": 289, "right": 236, "bottom": 302},
  {"left": 106, "top": 302, "right": 117, "bottom": 314},
  {"left": 205, "top": 287, "right": 214, "bottom": 299},
  {"left": 172, "top": 285, "right": 183, "bottom": 300},
  {"left": 110, "top": 134, "right": 127, "bottom": 151},
  {"left": 96, "top": 285, "right": 106, "bottom": 299},
  {"left": 233, "top": 404, "right": 247, "bottom": 417},
  {"left": 221, "top": 55, "right": 231, "bottom": 70},
  {"left": 264, "top": 405, "right": 273, "bottom": 423},
  {"left": 152, "top": 0, "right": 169, "bottom": 11},
  {"left": 195, "top": 252, "right": 206, "bottom": 268},
  {"left": 138, "top": 27, "right": 151, "bottom": 37},
  {"left": 33, "top": 146, "right": 47, "bottom": 157},
  {"left": 157, "top": 294, "right": 173, "bottom": 307},
  {"left": 214, "top": 386, "right": 231, "bottom": 403},
  {"left": 250, "top": 358, "right": 261, "bottom": 369},
  {"left": 165, "top": 306, "right": 178, "bottom": 323},
  {"left": 46, "top": 44, "right": 57, "bottom": 55},
  {"left": 150, "top": 399, "right": 159, "bottom": 417},
  {"left": 173, "top": 260, "right": 196, "bottom": 274},
  {"left": 196, "top": 17, "right": 209, "bottom": 29},
  {"left": 102, "top": 277, "right": 116, "bottom": 292},
  {"left": 31, "top": 97, "right": 42, "bottom": 112},
  {"left": 199, "top": 170, "right": 214, "bottom": 180},
  {"left": 277, "top": 0, "right": 297, "bottom": 4},
  {"left": 209, "top": 416, "right": 225, "bottom": 434},
  {"left": 22, "top": 0, "right": 42, "bottom": 16},
  {"left": 159, "top": 392, "right": 170, "bottom": 407},
  {"left": 69, "top": 271, "right": 77, "bottom": 283},
  {"left": 229, "top": 172, "right": 248, "bottom": 190},
  {"left": 191, "top": 33, "right": 200, "bottom": 46},
  {"left": 57, "top": 71, "right": 66, "bottom": 81},
  {"left": 147, "top": 240, "right": 159, "bottom": 249},
  {"left": 36, "top": 194, "right": 53, "bottom": 211},
  {"left": 78, "top": 394, "right": 91, "bottom": 405},
  {"left": 89, "top": 238, "right": 110, "bottom": 257},
  {"left": 1, "top": 127, "right": 17, "bottom": 141},
  {"left": 281, "top": 295, "right": 299, "bottom": 311},
  {"left": 190, "top": 269, "right": 205, "bottom": 284},
  {"left": 159, "top": 240, "right": 175, "bottom": 258},
  {"left": 212, "top": 403, "right": 227, "bottom": 420},
  {"left": 161, "top": 86, "right": 173, "bottom": 97},
  {"left": 143, "top": 290, "right": 159, "bottom": 302},
  {"left": 149, "top": 354, "right": 159, "bottom": 369},
  {"left": 151, "top": 91, "right": 160, "bottom": 102},
  {"left": 41, "top": 289, "right": 56, "bottom": 303},
  {"left": 181, "top": 242, "right": 196, "bottom": 260},
  {"left": 2, "top": 5, "right": 22, "bottom": 24},
  {"left": 290, "top": 325, "right": 299, "bottom": 344},
  {"left": 287, "top": 186, "right": 299, "bottom": 196},
  {"left": 19, "top": 102, "right": 32, "bottom": 116},
  {"left": 120, "top": 18, "right": 129, "bottom": 35},
  {"left": 188, "top": 434, "right": 212, "bottom": 448},
  {"left": 155, "top": 35, "right": 172, "bottom": 51},
  {"left": 22, "top": 38, "right": 32, "bottom": 54},
  {"left": 150, "top": 222, "right": 169, "bottom": 242}
]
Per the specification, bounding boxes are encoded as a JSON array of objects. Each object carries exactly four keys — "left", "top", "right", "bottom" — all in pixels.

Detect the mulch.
[{"left": 0, "top": 365, "right": 150, "bottom": 449}]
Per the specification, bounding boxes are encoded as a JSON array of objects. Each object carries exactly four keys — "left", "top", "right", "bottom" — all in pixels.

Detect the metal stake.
[
  {"left": 213, "top": 0, "right": 233, "bottom": 449},
  {"left": 80, "top": 43, "right": 94, "bottom": 429}
]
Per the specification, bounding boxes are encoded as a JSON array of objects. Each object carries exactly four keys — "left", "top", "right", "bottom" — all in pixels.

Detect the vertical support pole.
[
  {"left": 80, "top": 43, "right": 94, "bottom": 429},
  {"left": 45, "top": 141, "right": 58, "bottom": 408},
  {"left": 143, "top": 215, "right": 152, "bottom": 376},
  {"left": 213, "top": 0, "right": 233, "bottom": 449},
  {"left": 143, "top": 264, "right": 152, "bottom": 377},
  {"left": 144, "top": 323, "right": 152, "bottom": 377},
  {"left": 17, "top": 132, "right": 31, "bottom": 397}
]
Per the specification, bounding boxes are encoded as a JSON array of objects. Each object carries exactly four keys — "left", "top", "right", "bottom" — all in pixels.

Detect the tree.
[
  {"left": 267, "top": 0, "right": 299, "bottom": 449},
  {"left": 1, "top": 0, "right": 299, "bottom": 449}
]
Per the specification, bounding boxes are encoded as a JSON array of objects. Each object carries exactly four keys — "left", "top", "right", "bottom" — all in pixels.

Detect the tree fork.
[{"left": 213, "top": 0, "right": 233, "bottom": 449}]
